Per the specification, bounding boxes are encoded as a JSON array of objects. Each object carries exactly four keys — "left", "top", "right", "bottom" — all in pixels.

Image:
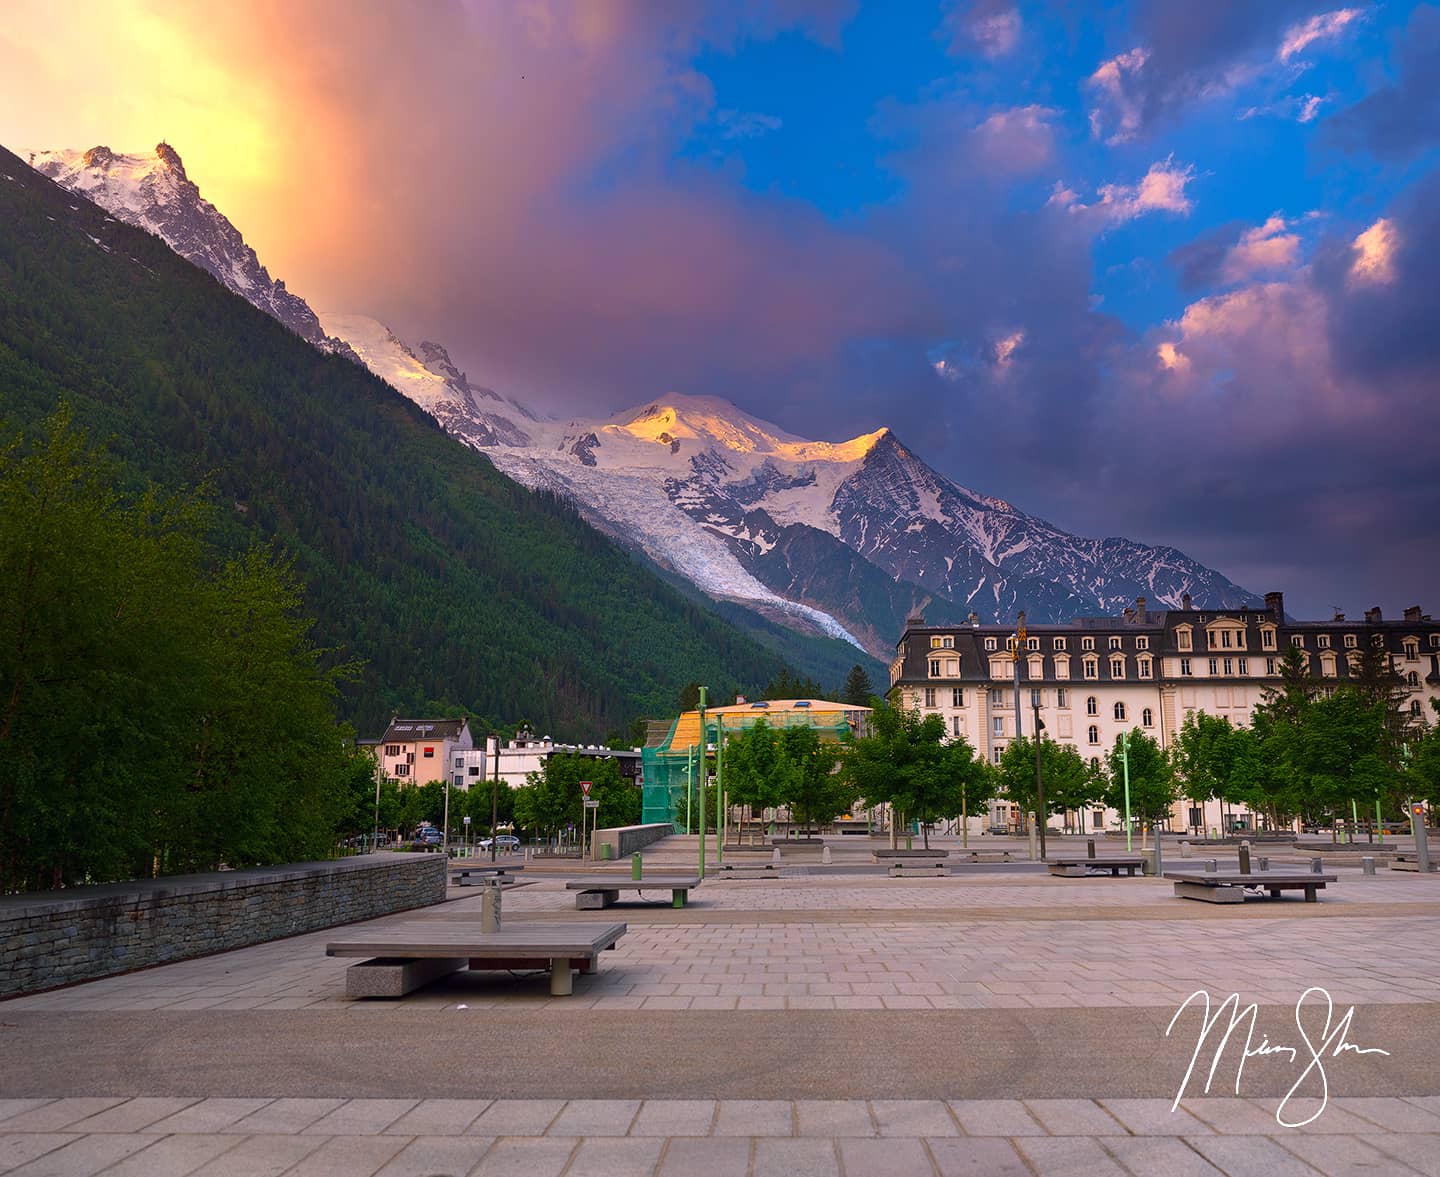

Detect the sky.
[{"left": 3, "top": 0, "right": 1439, "bottom": 620}]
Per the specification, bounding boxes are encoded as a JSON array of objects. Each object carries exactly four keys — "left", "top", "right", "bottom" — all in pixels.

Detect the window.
[
  {"left": 1090, "top": 763, "right": 1101, "bottom": 777},
  {"left": 1208, "top": 658, "right": 1219, "bottom": 675},
  {"left": 1030, "top": 688, "right": 1042, "bottom": 708},
  {"left": 1404, "top": 640, "right": 1419, "bottom": 660},
  {"left": 1413, "top": 700, "right": 1424, "bottom": 716},
  {"left": 384, "top": 744, "right": 401, "bottom": 757},
  {"left": 1345, "top": 634, "right": 1358, "bottom": 649},
  {"left": 1373, "top": 633, "right": 1385, "bottom": 647},
  {"left": 1180, "top": 658, "right": 1193, "bottom": 676},
  {"left": 992, "top": 747, "right": 1003, "bottom": 764},
  {"left": 394, "top": 763, "right": 410, "bottom": 777},
  {"left": 1266, "top": 658, "right": 1276, "bottom": 674},
  {"left": 455, "top": 756, "right": 464, "bottom": 768},
  {"left": 1318, "top": 634, "right": 1331, "bottom": 649},
  {"left": 1407, "top": 671, "right": 1420, "bottom": 688},
  {"left": 952, "top": 715, "right": 963, "bottom": 737},
  {"left": 930, "top": 659, "right": 942, "bottom": 677},
  {"left": 990, "top": 688, "right": 1005, "bottom": 707},
  {"left": 1321, "top": 655, "right": 1336, "bottom": 678},
  {"left": 468, "top": 766, "right": 480, "bottom": 777},
  {"left": 1054, "top": 637, "right": 1068, "bottom": 651},
  {"left": 1137, "top": 636, "right": 1149, "bottom": 650},
  {"left": 1292, "top": 635, "right": 1305, "bottom": 647},
  {"left": 1082, "top": 636, "right": 1095, "bottom": 651},
  {"left": 1431, "top": 633, "right": 1440, "bottom": 648},
  {"left": 1092, "top": 804, "right": 1104, "bottom": 822},
  {"left": 423, "top": 746, "right": 435, "bottom": 758},
  {"left": 993, "top": 716, "right": 1005, "bottom": 736},
  {"left": 1054, "top": 657, "right": 1070, "bottom": 680},
  {"left": 1110, "top": 658, "right": 1124, "bottom": 678},
  {"left": 943, "top": 635, "right": 954, "bottom": 648},
  {"left": 985, "top": 637, "right": 997, "bottom": 651},
  {"left": 1057, "top": 688, "right": 1069, "bottom": 709},
  {"left": 1222, "top": 630, "right": 1233, "bottom": 649},
  {"left": 1006, "top": 636, "right": 1019, "bottom": 653},
  {"left": 1138, "top": 657, "right": 1153, "bottom": 679},
  {"left": 923, "top": 688, "right": 937, "bottom": 708},
  {"left": 1113, "top": 701, "right": 1126, "bottom": 721},
  {"left": 1142, "top": 707, "right": 1154, "bottom": 727},
  {"left": 1086, "top": 696, "right": 1098, "bottom": 716},
  {"left": 1088, "top": 725, "right": 1099, "bottom": 745},
  {"left": 1178, "top": 629, "right": 1192, "bottom": 651},
  {"left": 951, "top": 687, "right": 965, "bottom": 708},
  {"left": 1238, "top": 658, "right": 1248, "bottom": 675},
  {"left": 1027, "top": 636, "right": 1040, "bottom": 651},
  {"left": 1109, "top": 636, "right": 1122, "bottom": 651},
  {"left": 1262, "top": 628, "right": 1276, "bottom": 649},
  {"left": 1223, "top": 658, "right": 1233, "bottom": 675},
  {"left": 930, "top": 636, "right": 943, "bottom": 649},
  {"left": 1083, "top": 657, "right": 1098, "bottom": 679},
  {"left": 1029, "top": 656, "right": 1044, "bottom": 678}
]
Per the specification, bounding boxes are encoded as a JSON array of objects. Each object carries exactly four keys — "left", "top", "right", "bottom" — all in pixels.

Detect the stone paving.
[{"left": 3, "top": 864, "right": 1438, "bottom": 1175}]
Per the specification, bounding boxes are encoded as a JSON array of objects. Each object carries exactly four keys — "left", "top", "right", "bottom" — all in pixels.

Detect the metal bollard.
[
  {"left": 1361, "top": 856, "right": 1376, "bottom": 876},
  {"left": 1087, "top": 839, "right": 1096, "bottom": 860},
  {"left": 1238, "top": 840, "right": 1251, "bottom": 875},
  {"left": 632, "top": 852, "right": 643, "bottom": 881},
  {"left": 822, "top": 845, "right": 832, "bottom": 865},
  {"left": 1310, "top": 857, "right": 1323, "bottom": 874},
  {"left": 1180, "top": 840, "right": 1192, "bottom": 859},
  {"left": 1258, "top": 856, "right": 1269, "bottom": 872},
  {"left": 1205, "top": 859, "right": 1217, "bottom": 873},
  {"left": 481, "top": 880, "right": 502, "bottom": 932},
  {"left": 772, "top": 848, "right": 782, "bottom": 866}
]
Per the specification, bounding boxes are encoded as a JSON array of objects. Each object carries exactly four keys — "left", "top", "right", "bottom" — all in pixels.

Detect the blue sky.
[{"left": 7, "top": 0, "right": 1438, "bottom": 617}]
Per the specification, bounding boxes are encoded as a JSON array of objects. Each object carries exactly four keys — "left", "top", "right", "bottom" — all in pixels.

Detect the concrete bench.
[
  {"left": 1049, "top": 857, "right": 1145, "bottom": 878},
  {"left": 873, "top": 849, "right": 951, "bottom": 863},
  {"left": 959, "top": 850, "right": 1015, "bottom": 863},
  {"left": 565, "top": 875, "right": 700, "bottom": 909},
  {"left": 1390, "top": 853, "right": 1437, "bottom": 873},
  {"left": 326, "top": 920, "right": 626, "bottom": 997},
  {"left": 1164, "top": 872, "right": 1337, "bottom": 904},
  {"left": 451, "top": 864, "right": 525, "bottom": 886},
  {"left": 713, "top": 862, "right": 779, "bottom": 879}
]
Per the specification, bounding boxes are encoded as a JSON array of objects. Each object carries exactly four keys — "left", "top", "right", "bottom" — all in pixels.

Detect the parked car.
[
  {"left": 478, "top": 835, "right": 521, "bottom": 852},
  {"left": 415, "top": 827, "right": 444, "bottom": 846}
]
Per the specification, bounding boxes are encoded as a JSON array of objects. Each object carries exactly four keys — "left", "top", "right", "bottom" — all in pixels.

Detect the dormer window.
[
  {"left": 1177, "top": 629, "right": 1192, "bottom": 651},
  {"left": 1345, "top": 634, "right": 1358, "bottom": 649},
  {"left": 1292, "top": 635, "right": 1305, "bottom": 647},
  {"left": 1027, "top": 637, "right": 1040, "bottom": 652},
  {"left": 1110, "top": 657, "right": 1124, "bottom": 678},
  {"left": 1108, "top": 636, "right": 1122, "bottom": 651},
  {"left": 1261, "top": 628, "right": 1276, "bottom": 650},
  {"left": 1053, "top": 637, "right": 1067, "bottom": 651},
  {"left": 1404, "top": 640, "right": 1419, "bottom": 660},
  {"left": 1081, "top": 636, "right": 1095, "bottom": 652},
  {"left": 985, "top": 637, "right": 997, "bottom": 652},
  {"left": 1138, "top": 656, "right": 1152, "bottom": 679},
  {"left": 1136, "top": 636, "right": 1149, "bottom": 651},
  {"left": 1317, "top": 634, "right": 1331, "bottom": 649},
  {"left": 930, "top": 636, "right": 944, "bottom": 649},
  {"left": 1083, "top": 656, "right": 1098, "bottom": 679}
]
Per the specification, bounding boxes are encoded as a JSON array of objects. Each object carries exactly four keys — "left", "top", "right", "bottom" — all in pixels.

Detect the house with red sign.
[{"left": 376, "top": 716, "right": 474, "bottom": 786}]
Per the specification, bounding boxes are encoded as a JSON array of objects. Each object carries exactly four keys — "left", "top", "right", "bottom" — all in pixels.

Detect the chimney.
[
  {"left": 1264, "top": 591, "right": 1284, "bottom": 621},
  {"left": 968, "top": 612, "right": 979, "bottom": 626},
  {"left": 1333, "top": 611, "right": 1346, "bottom": 622},
  {"left": 905, "top": 612, "right": 926, "bottom": 628},
  {"left": 1404, "top": 605, "right": 1422, "bottom": 623},
  {"left": 1135, "top": 596, "right": 1146, "bottom": 619},
  {"left": 1181, "top": 592, "right": 1193, "bottom": 611},
  {"left": 1364, "top": 606, "right": 1382, "bottom": 624},
  {"left": 735, "top": 694, "right": 747, "bottom": 705}
]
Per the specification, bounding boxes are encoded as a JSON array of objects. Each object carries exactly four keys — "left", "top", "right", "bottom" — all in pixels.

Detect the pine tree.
[{"left": 841, "top": 664, "right": 875, "bottom": 706}]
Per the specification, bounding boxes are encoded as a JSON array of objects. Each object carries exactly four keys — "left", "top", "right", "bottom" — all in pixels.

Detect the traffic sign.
[
  {"left": 580, "top": 780, "right": 592, "bottom": 798},
  {"left": 583, "top": 799, "right": 600, "bottom": 809}
]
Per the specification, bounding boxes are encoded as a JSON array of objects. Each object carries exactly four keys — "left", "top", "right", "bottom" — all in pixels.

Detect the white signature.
[{"left": 1166, "top": 987, "right": 1391, "bottom": 1127}]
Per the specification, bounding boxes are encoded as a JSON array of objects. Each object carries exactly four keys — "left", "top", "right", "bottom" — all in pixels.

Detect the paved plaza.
[{"left": 3, "top": 844, "right": 1438, "bottom": 1175}]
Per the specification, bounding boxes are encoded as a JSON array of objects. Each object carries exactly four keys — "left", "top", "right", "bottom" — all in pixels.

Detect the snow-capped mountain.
[
  {"left": 26, "top": 144, "right": 354, "bottom": 358},
  {"left": 27, "top": 140, "right": 1259, "bottom": 658},
  {"left": 318, "top": 312, "right": 1261, "bottom": 656}
]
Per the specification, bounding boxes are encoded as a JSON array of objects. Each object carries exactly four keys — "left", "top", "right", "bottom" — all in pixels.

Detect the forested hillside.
[{"left": 0, "top": 147, "right": 831, "bottom": 738}]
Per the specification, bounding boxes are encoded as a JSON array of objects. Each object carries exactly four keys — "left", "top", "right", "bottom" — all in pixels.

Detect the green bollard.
[
  {"left": 632, "top": 852, "right": 643, "bottom": 880},
  {"left": 906, "top": 834, "right": 913, "bottom": 851}
]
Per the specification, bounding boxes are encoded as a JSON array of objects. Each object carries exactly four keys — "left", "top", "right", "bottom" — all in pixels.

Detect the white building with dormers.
[{"left": 890, "top": 592, "right": 1440, "bottom": 837}]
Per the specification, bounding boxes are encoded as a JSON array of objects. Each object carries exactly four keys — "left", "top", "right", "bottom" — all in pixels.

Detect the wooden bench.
[
  {"left": 565, "top": 875, "right": 701, "bottom": 909},
  {"left": 1049, "top": 856, "right": 1145, "bottom": 878},
  {"left": 451, "top": 864, "right": 525, "bottom": 886},
  {"left": 1164, "top": 871, "right": 1337, "bottom": 904},
  {"left": 326, "top": 920, "right": 626, "bottom": 997}
]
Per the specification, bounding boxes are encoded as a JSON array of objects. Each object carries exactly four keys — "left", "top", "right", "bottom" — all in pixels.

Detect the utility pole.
[
  {"left": 697, "top": 686, "right": 708, "bottom": 880},
  {"left": 1033, "top": 701, "right": 1047, "bottom": 862},
  {"left": 489, "top": 733, "right": 501, "bottom": 862}
]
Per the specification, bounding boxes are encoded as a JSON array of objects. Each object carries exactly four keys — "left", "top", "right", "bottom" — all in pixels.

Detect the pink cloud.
[
  {"left": 1086, "top": 47, "right": 1149, "bottom": 142},
  {"left": 971, "top": 105, "right": 1057, "bottom": 174},
  {"left": 1221, "top": 215, "right": 1301, "bottom": 283},
  {"left": 1278, "top": 8, "right": 1364, "bottom": 62},
  {"left": 1056, "top": 157, "right": 1198, "bottom": 226}
]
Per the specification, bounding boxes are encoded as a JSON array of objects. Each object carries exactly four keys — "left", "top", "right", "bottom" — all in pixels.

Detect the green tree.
[
  {"left": 771, "top": 725, "right": 853, "bottom": 831},
  {"left": 511, "top": 754, "right": 636, "bottom": 844},
  {"left": 762, "top": 668, "right": 824, "bottom": 700},
  {"left": 722, "top": 719, "right": 786, "bottom": 817},
  {"left": 840, "top": 702, "right": 991, "bottom": 848},
  {"left": 1170, "top": 711, "right": 1239, "bottom": 832},
  {"left": 840, "top": 664, "right": 875, "bottom": 706},
  {"left": 996, "top": 736, "right": 1104, "bottom": 831},
  {"left": 1104, "top": 728, "right": 1178, "bottom": 833}
]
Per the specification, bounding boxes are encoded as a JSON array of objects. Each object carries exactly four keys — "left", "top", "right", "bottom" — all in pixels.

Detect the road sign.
[
  {"left": 580, "top": 780, "right": 592, "bottom": 798},
  {"left": 583, "top": 799, "right": 600, "bottom": 809},
  {"left": 463, "top": 815, "right": 471, "bottom": 825}
]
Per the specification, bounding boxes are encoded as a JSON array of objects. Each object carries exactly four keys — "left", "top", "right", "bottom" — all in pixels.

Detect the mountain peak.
[
  {"left": 80, "top": 145, "right": 116, "bottom": 169},
  {"left": 154, "top": 141, "right": 187, "bottom": 180}
]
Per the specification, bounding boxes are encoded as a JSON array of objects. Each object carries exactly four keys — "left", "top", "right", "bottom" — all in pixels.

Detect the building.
[
  {"left": 484, "top": 731, "right": 641, "bottom": 791},
  {"left": 890, "top": 593, "right": 1440, "bottom": 835},
  {"left": 377, "top": 717, "right": 474, "bottom": 786}
]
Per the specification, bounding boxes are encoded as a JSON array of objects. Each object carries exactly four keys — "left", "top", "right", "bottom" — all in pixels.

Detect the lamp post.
[
  {"left": 697, "top": 686, "right": 708, "bottom": 880},
  {"left": 489, "top": 733, "right": 501, "bottom": 863},
  {"left": 372, "top": 750, "right": 383, "bottom": 852},
  {"left": 1121, "top": 728, "right": 1133, "bottom": 852},
  {"left": 1033, "top": 702, "right": 1047, "bottom": 862}
]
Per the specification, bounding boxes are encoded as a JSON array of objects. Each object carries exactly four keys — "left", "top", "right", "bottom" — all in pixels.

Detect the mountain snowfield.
[{"left": 29, "top": 142, "right": 1262, "bottom": 657}]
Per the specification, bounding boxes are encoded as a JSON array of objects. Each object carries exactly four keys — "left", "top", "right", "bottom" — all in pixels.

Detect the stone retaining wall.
[
  {"left": 0, "top": 853, "right": 446, "bottom": 998},
  {"left": 592, "top": 822, "right": 675, "bottom": 860}
]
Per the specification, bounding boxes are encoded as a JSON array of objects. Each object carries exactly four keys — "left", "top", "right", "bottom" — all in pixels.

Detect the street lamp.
[{"left": 1121, "top": 729, "right": 1133, "bottom": 853}]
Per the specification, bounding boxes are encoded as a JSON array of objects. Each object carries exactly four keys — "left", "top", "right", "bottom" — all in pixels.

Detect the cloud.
[
  {"left": 971, "top": 105, "right": 1058, "bottom": 173},
  {"left": 1223, "top": 215, "right": 1302, "bottom": 283},
  {"left": 1240, "top": 93, "right": 1325, "bottom": 123},
  {"left": 1057, "top": 157, "right": 1198, "bottom": 225},
  {"left": 970, "top": 3, "right": 1022, "bottom": 58},
  {"left": 1349, "top": 218, "right": 1398, "bottom": 286},
  {"left": 714, "top": 109, "right": 783, "bottom": 139},
  {"left": 1086, "top": 47, "right": 1149, "bottom": 142},
  {"left": 1277, "top": 8, "right": 1363, "bottom": 62},
  {"left": 1327, "top": 3, "right": 1440, "bottom": 161}
]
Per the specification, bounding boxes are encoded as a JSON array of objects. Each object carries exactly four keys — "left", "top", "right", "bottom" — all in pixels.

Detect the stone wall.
[
  {"left": 592, "top": 822, "right": 675, "bottom": 861},
  {"left": 0, "top": 853, "right": 446, "bottom": 998}
]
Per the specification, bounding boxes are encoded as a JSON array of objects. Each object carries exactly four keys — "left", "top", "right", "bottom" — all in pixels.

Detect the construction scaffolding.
[{"left": 640, "top": 699, "right": 871, "bottom": 830}]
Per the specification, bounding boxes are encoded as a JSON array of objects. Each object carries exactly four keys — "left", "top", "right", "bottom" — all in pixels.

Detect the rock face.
[{"left": 27, "top": 143, "right": 355, "bottom": 359}]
